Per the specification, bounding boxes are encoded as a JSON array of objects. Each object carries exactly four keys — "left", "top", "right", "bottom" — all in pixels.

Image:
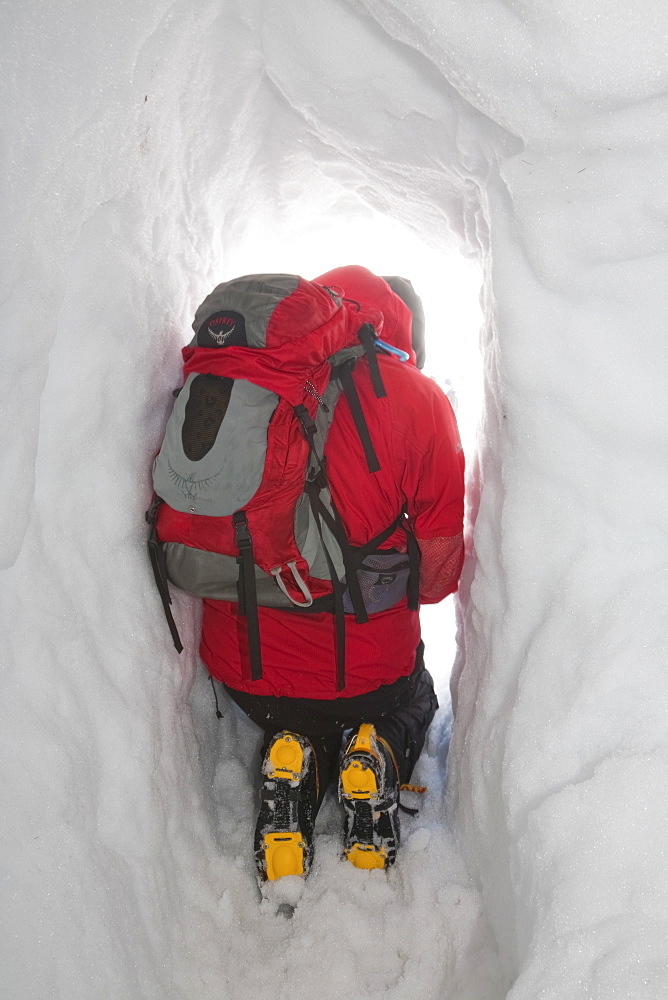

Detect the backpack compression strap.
[
  {"left": 399, "top": 519, "right": 421, "bottom": 611},
  {"left": 233, "top": 510, "right": 263, "bottom": 681},
  {"left": 295, "top": 404, "right": 369, "bottom": 626},
  {"left": 296, "top": 403, "right": 365, "bottom": 691},
  {"left": 146, "top": 499, "right": 184, "bottom": 654}
]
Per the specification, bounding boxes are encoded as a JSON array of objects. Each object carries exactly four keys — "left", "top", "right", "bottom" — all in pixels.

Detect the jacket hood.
[{"left": 314, "top": 265, "right": 417, "bottom": 367}]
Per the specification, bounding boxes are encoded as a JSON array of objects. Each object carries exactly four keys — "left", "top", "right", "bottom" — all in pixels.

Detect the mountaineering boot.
[
  {"left": 339, "top": 723, "right": 400, "bottom": 870},
  {"left": 254, "top": 731, "right": 318, "bottom": 882}
]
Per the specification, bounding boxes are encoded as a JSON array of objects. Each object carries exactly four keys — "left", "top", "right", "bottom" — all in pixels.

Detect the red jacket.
[{"left": 201, "top": 266, "right": 465, "bottom": 699}]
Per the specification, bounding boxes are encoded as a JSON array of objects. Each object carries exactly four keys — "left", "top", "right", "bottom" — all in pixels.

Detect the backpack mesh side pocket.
[{"left": 342, "top": 552, "right": 411, "bottom": 615}]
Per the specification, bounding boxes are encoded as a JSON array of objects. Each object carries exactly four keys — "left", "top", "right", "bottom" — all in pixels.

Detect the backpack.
[{"left": 147, "top": 274, "right": 420, "bottom": 688}]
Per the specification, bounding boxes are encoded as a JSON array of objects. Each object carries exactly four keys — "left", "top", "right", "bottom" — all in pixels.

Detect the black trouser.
[{"left": 225, "top": 643, "right": 438, "bottom": 806}]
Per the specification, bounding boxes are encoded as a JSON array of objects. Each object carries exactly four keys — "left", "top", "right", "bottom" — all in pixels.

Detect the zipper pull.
[{"left": 304, "top": 380, "right": 329, "bottom": 412}]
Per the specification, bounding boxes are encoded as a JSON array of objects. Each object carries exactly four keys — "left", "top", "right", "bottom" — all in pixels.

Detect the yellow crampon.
[
  {"left": 345, "top": 843, "right": 388, "bottom": 870},
  {"left": 340, "top": 724, "right": 400, "bottom": 871},
  {"left": 266, "top": 732, "right": 304, "bottom": 781},
  {"left": 261, "top": 832, "right": 305, "bottom": 880},
  {"left": 255, "top": 730, "right": 317, "bottom": 883},
  {"left": 340, "top": 723, "right": 381, "bottom": 800}
]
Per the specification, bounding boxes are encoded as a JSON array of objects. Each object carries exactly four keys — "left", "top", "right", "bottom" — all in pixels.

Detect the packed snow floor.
[{"left": 187, "top": 651, "right": 505, "bottom": 1000}]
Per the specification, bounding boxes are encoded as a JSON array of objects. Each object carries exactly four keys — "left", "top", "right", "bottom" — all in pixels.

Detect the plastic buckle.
[
  {"left": 145, "top": 497, "right": 161, "bottom": 525},
  {"left": 307, "top": 468, "right": 327, "bottom": 491},
  {"left": 233, "top": 511, "right": 251, "bottom": 548},
  {"left": 294, "top": 404, "right": 317, "bottom": 438}
]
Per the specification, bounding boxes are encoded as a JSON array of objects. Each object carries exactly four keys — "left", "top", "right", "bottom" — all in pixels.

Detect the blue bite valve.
[{"left": 374, "top": 338, "right": 410, "bottom": 362}]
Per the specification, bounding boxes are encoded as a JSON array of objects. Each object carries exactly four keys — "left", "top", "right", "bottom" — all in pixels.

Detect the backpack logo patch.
[
  {"left": 208, "top": 323, "right": 235, "bottom": 345},
  {"left": 198, "top": 310, "right": 247, "bottom": 348}
]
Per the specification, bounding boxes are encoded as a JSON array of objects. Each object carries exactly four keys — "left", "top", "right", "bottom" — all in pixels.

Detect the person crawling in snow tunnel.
[{"left": 148, "top": 265, "right": 465, "bottom": 881}]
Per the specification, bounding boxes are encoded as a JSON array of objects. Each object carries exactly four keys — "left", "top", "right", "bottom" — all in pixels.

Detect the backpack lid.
[
  {"left": 184, "top": 273, "right": 381, "bottom": 406},
  {"left": 192, "top": 274, "right": 342, "bottom": 349}
]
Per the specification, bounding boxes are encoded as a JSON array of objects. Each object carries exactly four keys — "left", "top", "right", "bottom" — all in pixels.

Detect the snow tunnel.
[{"left": 3, "top": 2, "right": 668, "bottom": 999}]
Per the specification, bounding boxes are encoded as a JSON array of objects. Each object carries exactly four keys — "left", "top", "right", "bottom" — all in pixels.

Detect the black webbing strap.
[
  {"left": 294, "top": 403, "right": 317, "bottom": 450},
  {"left": 233, "top": 511, "right": 262, "bottom": 681},
  {"left": 295, "top": 400, "right": 369, "bottom": 626},
  {"left": 326, "top": 558, "right": 347, "bottom": 692},
  {"left": 399, "top": 519, "right": 422, "bottom": 611},
  {"left": 357, "top": 323, "right": 387, "bottom": 399},
  {"left": 295, "top": 403, "right": 351, "bottom": 688},
  {"left": 338, "top": 363, "right": 381, "bottom": 475},
  {"left": 306, "top": 484, "right": 369, "bottom": 626},
  {"left": 145, "top": 500, "right": 183, "bottom": 654},
  {"left": 354, "top": 513, "right": 404, "bottom": 558}
]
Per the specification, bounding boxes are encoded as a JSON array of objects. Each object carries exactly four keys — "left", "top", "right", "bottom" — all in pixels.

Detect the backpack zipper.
[{"left": 304, "top": 381, "right": 329, "bottom": 412}]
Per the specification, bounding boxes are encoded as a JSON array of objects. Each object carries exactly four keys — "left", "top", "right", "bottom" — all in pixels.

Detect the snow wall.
[{"left": 2, "top": 1, "right": 668, "bottom": 998}]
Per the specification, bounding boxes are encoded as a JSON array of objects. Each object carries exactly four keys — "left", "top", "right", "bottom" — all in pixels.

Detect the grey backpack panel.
[
  {"left": 152, "top": 373, "right": 278, "bottom": 516},
  {"left": 292, "top": 371, "right": 351, "bottom": 582},
  {"left": 164, "top": 543, "right": 294, "bottom": 607},
  {"left": 294, "top": 490, "right": 344, "bottom": 582},
  {"left": 191, "top": 274, "right": 300, "bottom": 347}
]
